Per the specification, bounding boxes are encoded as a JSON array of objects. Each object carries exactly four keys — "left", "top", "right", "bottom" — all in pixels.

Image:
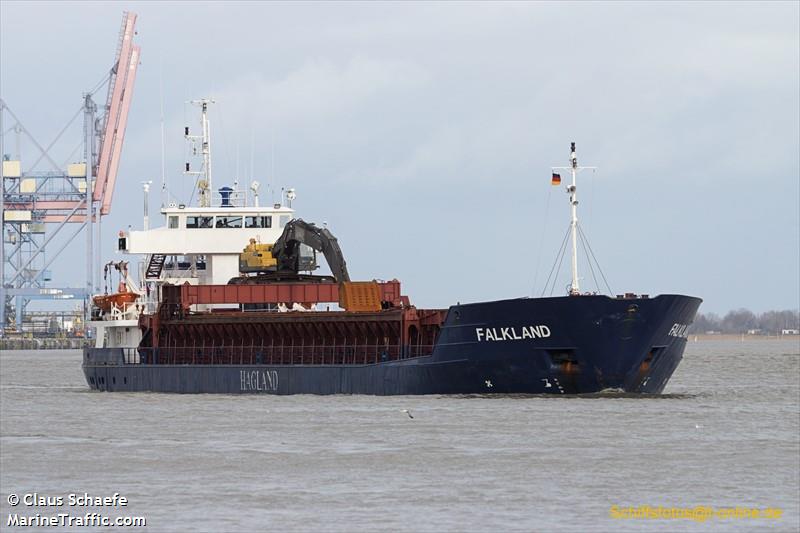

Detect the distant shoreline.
[{"left": 691, "top": 334, "right": 800, "bottom": 342}]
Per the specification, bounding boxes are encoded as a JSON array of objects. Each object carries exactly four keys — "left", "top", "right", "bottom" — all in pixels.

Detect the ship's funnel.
[{"left": 219, "top": 186, "right": 233, "bottom": 207}]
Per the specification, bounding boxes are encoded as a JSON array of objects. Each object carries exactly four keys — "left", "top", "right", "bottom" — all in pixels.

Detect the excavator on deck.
[
  {"left": 231, "top": 219, "right": 349, "bottom": 284},
  {"left": 230, "top": 219, "right": 381, "bottom": 311}
]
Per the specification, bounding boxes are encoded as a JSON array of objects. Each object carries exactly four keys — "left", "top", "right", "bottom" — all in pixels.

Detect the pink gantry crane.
[
  {"left": 0, "top": 11, "right": 141, "bottom": 333},
  {"left": 94, "top": 11, "right": 140, "bottom": 216}
]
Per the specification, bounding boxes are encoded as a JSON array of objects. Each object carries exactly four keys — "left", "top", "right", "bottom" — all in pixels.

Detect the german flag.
[{"left": 551, "top": 172, "right": 561, "bottom": 186}]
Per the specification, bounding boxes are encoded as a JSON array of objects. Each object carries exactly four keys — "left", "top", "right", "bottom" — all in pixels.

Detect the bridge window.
[
  {"left": 168, "top": 216, "right": 179, "bottom": 229},
  {"left": 279, "top": 215, "right": 290, "bottom": 228},
  {"left": 245, "top": 215, "right": 272, "bottom": 228},
  {"left": 216, "top": 216, "right": 242, "bottom": 228},
  {"left": 186, "top": 216, "right": 213, "bottom": 229}
]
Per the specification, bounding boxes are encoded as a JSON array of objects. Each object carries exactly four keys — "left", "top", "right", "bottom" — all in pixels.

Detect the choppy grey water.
[{"left": 1, "top": 340, "right": 798, "bottom": 533}]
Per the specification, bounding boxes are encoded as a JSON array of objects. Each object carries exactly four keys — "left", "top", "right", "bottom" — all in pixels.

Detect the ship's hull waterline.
[{"left": 83, "top": 294, "right": 701, "bottom": 395}]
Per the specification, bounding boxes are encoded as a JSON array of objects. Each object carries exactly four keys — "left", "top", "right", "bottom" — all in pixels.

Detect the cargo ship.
[{"left": 83, "top": 103, "right": 701, "bottom": 394}]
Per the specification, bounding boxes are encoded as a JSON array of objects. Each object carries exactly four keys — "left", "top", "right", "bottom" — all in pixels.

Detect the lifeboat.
[{"left": 92, "top": 283, "right": 138, "bottom": 313}]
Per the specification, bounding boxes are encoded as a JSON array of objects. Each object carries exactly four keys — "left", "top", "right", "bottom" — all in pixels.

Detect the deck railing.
[{"left": 122, "top": 344, "right": 435, "bottom": 366}]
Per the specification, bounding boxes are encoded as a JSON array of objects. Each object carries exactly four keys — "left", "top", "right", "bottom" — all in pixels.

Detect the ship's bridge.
[
  {"left": 119, "top": 204, "right": 295, "bottom": 286},
  {"left": 121, "top": 205, "right": 294, "bottom": 255}
]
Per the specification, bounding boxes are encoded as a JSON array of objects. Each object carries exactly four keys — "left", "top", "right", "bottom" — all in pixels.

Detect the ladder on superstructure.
[{"left": 145, "top": 254, "right": 166, "bottom": 279}]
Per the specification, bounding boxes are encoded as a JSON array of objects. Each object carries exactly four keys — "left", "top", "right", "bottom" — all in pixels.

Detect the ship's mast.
[
  {"left": 184, "top": 99, "right": 214, "bottom": 207},
  {"left": 568, "top": 143, "right": 579, "bottom": 294},
  {"left": 553, "top": 142, "right": 596, "bottom": 296}
]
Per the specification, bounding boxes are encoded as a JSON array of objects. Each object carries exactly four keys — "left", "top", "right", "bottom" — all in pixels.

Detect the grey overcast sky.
[{"left": 1, "top": 1, "right": 798, "bottom": 314}]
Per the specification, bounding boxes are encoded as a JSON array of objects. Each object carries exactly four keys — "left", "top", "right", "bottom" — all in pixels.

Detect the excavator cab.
[{"left": 297, "top": 244, "right": 318, "bottom": 273}]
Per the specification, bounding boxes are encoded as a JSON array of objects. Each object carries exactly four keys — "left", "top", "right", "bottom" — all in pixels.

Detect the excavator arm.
[
  {"left": 272, "top": 219, "right": 351, "bottom": 282},
  {"left": 233, "top": 219, "right": 383, "bottom": 312}
]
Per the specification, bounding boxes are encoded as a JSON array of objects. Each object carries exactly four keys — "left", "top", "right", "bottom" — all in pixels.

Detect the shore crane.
[{"left": 1, "top": 11, "right": 140, "bottom": 334}]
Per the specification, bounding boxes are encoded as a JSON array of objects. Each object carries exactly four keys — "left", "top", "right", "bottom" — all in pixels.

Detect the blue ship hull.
[{"left": 83, "top": 294, "right": 701, "bottom": 395}]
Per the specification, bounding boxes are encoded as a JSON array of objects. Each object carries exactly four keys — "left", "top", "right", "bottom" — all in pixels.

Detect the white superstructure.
[
  {"left": 120, "top": 203, "right": 294, "bottom": 286},
  {"left": 90, "top": 99, "right": 296, "bottom": 348}
]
